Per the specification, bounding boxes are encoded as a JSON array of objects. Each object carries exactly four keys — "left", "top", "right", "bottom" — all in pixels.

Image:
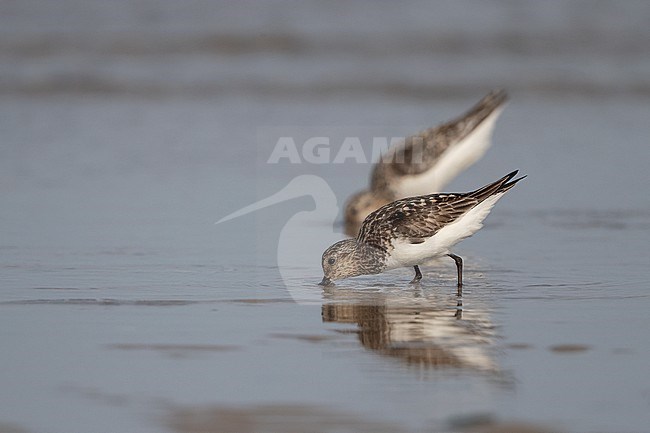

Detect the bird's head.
[
  {"left": 319, "top": 239, "right": 384, "bottom": 285},
  {"left": 319, "top": 239, "right": 361, "bottom": 285}
]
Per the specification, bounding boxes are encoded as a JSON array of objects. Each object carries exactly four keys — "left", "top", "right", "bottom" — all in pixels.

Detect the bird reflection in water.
[{"left": 322, "top": 287, "right": 497, "bottom": 372}]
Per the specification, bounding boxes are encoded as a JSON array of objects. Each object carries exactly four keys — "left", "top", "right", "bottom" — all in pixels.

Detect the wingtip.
[
  {"left": 502, "top": 169, "right": 519, "bottom": 184},
  {"left": 486, "top": 88, "right": 509, "bottom": 106},
  {"left": 510, "top": 174, "right": 527, "bottom": 184},
  {"left": 501, "top": 171, "right": 527, "bottom": 191}
]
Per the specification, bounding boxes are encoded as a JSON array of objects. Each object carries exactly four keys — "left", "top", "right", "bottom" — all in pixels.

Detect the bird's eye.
[{"left": 328, "top": 258, "right": 336, "bottom": 265}]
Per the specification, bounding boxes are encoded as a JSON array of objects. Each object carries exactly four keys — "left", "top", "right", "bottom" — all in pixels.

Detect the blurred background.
[
  {"left": 2, "top": 1, "right": 650, "bottom": 433},
  {"left": 3, "top": 0, "right": 649, "bottom": 98},
  {"left": 2, "top": 0, "right": 649, "bottom": 228}
]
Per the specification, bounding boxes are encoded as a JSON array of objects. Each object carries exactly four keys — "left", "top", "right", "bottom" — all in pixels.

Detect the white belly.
[{"left": 384, "top": 192, "right": 505, "bottom": 269}]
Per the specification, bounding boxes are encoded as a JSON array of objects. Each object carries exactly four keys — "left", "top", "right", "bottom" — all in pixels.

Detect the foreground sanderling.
[
  {"left": 321, "top": 170, "right": 525, "bottom": 293},
  {"left": 344, "top": 90, "right": 508, "bottom": 236}
]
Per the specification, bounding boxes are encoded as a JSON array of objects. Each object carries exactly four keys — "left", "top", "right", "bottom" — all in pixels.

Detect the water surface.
[{"left": 2, "top": 1, "right": 650, "bottom": 432}]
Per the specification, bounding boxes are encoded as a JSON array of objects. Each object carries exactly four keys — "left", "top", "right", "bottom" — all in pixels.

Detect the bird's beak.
[{"left": 318, "top": 276, "right": 333, "bottom": 286}]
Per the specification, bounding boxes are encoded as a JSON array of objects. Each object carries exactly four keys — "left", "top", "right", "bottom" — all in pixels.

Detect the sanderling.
[
  {"left": 344, "top": 90, "right": 508, "bottom": 236},
  {"left": 321, "top": 170, "right": 525, "bottom": 293}
]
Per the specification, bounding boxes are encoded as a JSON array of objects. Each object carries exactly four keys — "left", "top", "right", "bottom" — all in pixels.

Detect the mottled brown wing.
[
  {"left": 370, "top": 90, "right": 508, "bottom": 191},
  {"left": 358, "top": 170, "right": 523, "bottom": 248},
  {"left": 357, "top": 193, "right": 479, "bottom": 248},
  {"left": 394, "top": 195, "right": 481, "bottom": 241}
]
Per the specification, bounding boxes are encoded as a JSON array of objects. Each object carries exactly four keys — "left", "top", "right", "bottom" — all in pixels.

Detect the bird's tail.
[{"left": 469, "top": 170, "right": 526, "bottom": 202}]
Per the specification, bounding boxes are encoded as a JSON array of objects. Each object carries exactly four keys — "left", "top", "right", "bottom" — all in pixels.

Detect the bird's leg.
[
  {"left": 410, "top": 265, "right": 423, "bottom": 284},
  {"left": 447, "top": 254, "right": 463, "bottom": 295}
]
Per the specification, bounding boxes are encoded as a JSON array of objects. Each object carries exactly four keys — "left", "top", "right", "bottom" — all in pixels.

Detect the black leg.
[
  {"left": 447, "top": 254, "right": 463, "bottom": 295},
  {"left": 410, "top": 265, "right": 422, "bottom": 284}
]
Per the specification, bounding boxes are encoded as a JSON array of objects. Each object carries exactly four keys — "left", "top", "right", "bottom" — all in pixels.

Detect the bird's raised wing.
[
  {"left": 357, "top": 194, "right": 479, "bottom": 247},
  {"left": 358, "top": 170, "right": 523, "bottom": 247},
  {"left": 370, "top": 90, "right": 508, "bottom": 191}
]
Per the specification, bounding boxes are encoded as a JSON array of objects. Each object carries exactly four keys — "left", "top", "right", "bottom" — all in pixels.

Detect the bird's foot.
[{"left": 410, "top": 265, "right": 423, "bottom": 284}]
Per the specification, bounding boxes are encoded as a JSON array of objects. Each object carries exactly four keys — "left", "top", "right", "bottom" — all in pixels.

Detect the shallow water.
[{"left": 2, "top": 1, "right": 650, "bottom": 432}]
